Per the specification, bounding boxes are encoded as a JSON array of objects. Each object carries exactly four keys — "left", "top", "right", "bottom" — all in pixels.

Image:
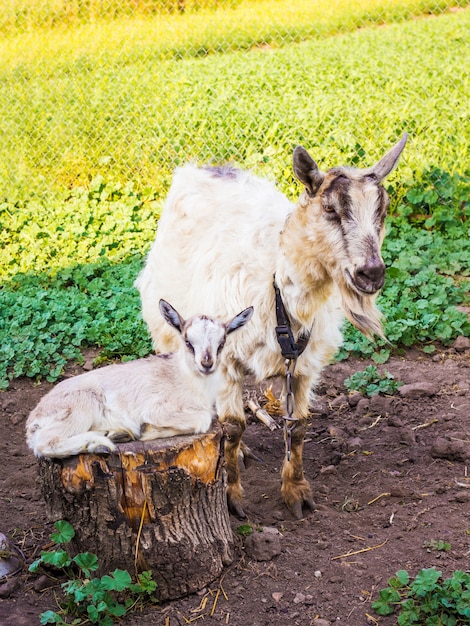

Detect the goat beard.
[{"left": 340, "top": 288, "right": 385, "bottom": 340}]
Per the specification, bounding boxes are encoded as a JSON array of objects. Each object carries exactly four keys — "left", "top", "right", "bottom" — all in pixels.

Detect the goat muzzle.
[{"left": 352, "top": 261, "right": 386, "bottom": 294}]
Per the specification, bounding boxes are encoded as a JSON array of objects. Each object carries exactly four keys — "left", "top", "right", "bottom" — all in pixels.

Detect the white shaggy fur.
[
  {"left": 26, "top": 300, "right": 253, "bottom": 458},
  {"left": 136, "top": 135, "right": 407, "bottom": 518}
]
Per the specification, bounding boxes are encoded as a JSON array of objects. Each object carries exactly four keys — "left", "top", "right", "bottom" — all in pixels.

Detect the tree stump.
[{"left": 37, "top": 422, "right": 233, "bottom": 601}]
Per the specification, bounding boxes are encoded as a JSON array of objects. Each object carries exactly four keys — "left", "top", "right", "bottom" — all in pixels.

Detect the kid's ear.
[
  {"left": 159, "top": 299, "right": 185, "bottom": 334},
  {"left": 226, "top": 306, "right": 254, "bottom": 334}
]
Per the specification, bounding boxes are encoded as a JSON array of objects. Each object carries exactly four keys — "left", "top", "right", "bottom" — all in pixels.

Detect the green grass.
[{"left": 0, "top": 3, "right": 469, "bottom": 197}]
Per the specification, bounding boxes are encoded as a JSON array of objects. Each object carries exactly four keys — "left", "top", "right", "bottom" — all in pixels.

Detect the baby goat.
[{"left": 26, "top": 300, "right": 253, "bottom": 458}]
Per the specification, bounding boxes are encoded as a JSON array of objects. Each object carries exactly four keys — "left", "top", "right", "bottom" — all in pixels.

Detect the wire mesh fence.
[{"left": 0, "top": 0, "right": 469, "bottom": 199}]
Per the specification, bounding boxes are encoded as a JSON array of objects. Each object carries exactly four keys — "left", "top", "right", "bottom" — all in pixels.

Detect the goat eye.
[
  {"left": 185, "top": 340, "right": 194, "bottom": 353},
  {"left": 217, "top": 341, "right": 225, "bottom": 354},
  {"left": 323, "top": 202, "right": 338, "bottom": 216}
]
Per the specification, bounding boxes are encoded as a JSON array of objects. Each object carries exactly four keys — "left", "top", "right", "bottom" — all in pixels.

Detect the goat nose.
[
  {"left": 354, "top": 261, "right": 385, "bottom": 293},
  {"left": 201, "top": 354, "right": 214, "bottom": 371}
]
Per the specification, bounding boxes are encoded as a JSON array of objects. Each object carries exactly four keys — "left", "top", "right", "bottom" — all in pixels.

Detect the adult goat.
[{"left": 136, "top": 134, "right": 408, "bottom": 519}]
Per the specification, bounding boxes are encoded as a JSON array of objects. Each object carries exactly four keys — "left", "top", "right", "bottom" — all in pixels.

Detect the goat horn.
[{"left": 369, "top": 132, "right": 408, "bottom": 181}]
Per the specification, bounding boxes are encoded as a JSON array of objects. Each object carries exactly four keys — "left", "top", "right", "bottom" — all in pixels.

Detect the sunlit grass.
[
  {"left": 0, "top": 1, "right": 468, "bottom": 199},
  {"left": 1, "top": 0, "right": 467, "bottom": 64}
]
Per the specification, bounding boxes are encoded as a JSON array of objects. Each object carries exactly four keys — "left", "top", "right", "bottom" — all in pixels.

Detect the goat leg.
[
  {"left": 221, "top": 418, "right": 247, "bottom": 519},
  {"left": 280, "top": 419, "right": 316, "bottom": 520}
]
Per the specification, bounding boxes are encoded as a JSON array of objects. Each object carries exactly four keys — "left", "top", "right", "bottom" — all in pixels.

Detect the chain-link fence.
[{"left": 1, "top": 0, "right": 469, "bottom": 199}]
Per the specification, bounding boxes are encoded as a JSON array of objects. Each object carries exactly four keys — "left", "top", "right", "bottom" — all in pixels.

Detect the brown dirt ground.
[{"left": 0, "top": 344, "right": 469, "bottom": 626}]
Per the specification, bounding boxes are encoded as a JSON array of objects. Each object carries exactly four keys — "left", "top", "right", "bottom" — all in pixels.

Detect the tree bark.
[{"left": 37, "top": 422, "right": 233, "bottom": 601}]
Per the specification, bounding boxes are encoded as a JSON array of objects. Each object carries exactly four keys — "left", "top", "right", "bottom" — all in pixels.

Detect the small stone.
[
  {"left": 347, "top": 437, "right": 363, "bottom": 452},
  {"left": 0, "top": 398, "right": 16, "bottom": 412},
  {"left": 388, "top": 415, "right": 404, "bottom": 427},
  {"left": 328, "top": 576, "right": 343, "bottom": 584},
  {"left": 314, "top": 570, "right": 322, "bottom": 578},
  {"left": 347, "top": 392, "right": 362, "bottom": 407},
  {"left": 399, "top": 382, "right": 435, "bottom": 398},
  {"left": 11, "top": 413, "right": 24, "bottom": 426},
  {"left": 356, "top": 398, "right": 370, "bottom": 414},
  {"left": 369, "top": 394, "right": 393, "bottom": 414},
  {"left": 244, "top": 526, "right": 281, "bottom": 561},
  {"left": 312, "top": 619, "right": 331, "bottom": 626},
  {"left": 310, "top": 398, "right": 329, "bottom": 415},
  {"left": 293, "top": 592, "right": 305, "bottom": 604},
  {"left": 399, "top": 428, "right": 417, "bottom": 445},
  {"left": 453, "top": 491, "right": 470, "bottom": 503},
  {"left": 452, "top": 336, "right": 470, "bottom": 352},
  {"left": 329, "top": 426, "right": 346, "bottom": 439},
  {"left": 33, "top": 575, "right": 54, "bottom": 593},
  {"left": 319, "top": 465, "right": 336, "bottom": 475},
  {"left": 431, "top": 437, "right": 469, "bottom": 462},
  {"left": 0, "top": 576, "right": 21, "bottom": 598},
  {"left": 272, "top": 592, "right": 283, "bottom": 603},
  {"left": 330, "top": 394, "right": 349, "bottom": 409}
]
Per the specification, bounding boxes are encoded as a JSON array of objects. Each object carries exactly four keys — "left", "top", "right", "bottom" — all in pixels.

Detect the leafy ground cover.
[{"left": 1, "top": 167, "right": 469, "bottom": 390}]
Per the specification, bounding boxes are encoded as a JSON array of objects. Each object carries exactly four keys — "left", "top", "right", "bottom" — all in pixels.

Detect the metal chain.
[{"left": 283, "top": 358, "right": 298, "bottom": 461}]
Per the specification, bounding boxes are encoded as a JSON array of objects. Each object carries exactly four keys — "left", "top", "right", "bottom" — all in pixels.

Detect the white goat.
[
  {"left": 136, "top": 135, "right": 408, "bottom": 518},
  {"left": 26, "top": 299, "right": 253, "bottom": 458}
]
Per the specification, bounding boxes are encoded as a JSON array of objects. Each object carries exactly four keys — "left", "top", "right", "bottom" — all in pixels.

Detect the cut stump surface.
[{"left": 38, "top": 422, "right": 233, "bottom": 601}]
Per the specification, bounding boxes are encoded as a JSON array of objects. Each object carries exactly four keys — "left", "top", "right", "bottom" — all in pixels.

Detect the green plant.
[
  {"left": 236, "top": 524, "right": 254, "bottom": 537},
  {"left": 344, "top": 365, "right": 402, "bottom": 397},
  {"left": 29, "top": 520, "right": 157, "bottom": 625},
  {"left": 372, "top": 568, "right": 470, "bottom": 625},
  {"left": 423, "top": 539, "right": 451, "bottom": 553}
]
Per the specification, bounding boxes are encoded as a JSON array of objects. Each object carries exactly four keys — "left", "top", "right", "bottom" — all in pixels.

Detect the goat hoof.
[
  {"left": 290, "top": 497, "right": 316, "bottom": 521},
  {"left": 109, "top": 432, "right": 134, "bottom": 443},
  {"left": 228, "top": 497, "right": 247, "bottom": 520},
  {"left": 93, "top": 445, "right": 112, "bottom": 455}
]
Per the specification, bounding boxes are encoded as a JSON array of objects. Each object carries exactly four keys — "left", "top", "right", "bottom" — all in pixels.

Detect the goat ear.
[
  {"left": 369, "top": 133, "right": 408, "bottom": 181},
  {"left": 226, "top": 306, "right": 254, "bottom": 334},
  {"left": 159, "top": 299, "right": 185, "bottom": 334},
  {"left": 293, "top": 146, "right": 325, "bottom": 196}
]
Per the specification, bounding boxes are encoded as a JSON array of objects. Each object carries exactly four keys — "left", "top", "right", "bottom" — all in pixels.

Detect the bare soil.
[{"left": 0, "top": 344, "right": 469, "bottom": 626}]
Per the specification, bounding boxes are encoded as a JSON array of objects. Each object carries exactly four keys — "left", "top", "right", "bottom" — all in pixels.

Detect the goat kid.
[
  {"left": 136, "top": 134, "right": 408, "bottom": 519},
  {"left": 26, "top": 300, "right": 253, "bottom": 458}
]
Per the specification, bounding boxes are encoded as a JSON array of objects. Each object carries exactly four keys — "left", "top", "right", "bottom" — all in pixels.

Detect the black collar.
[{"left": 273, "top": 278, "right": 311, "bottom": 360}]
